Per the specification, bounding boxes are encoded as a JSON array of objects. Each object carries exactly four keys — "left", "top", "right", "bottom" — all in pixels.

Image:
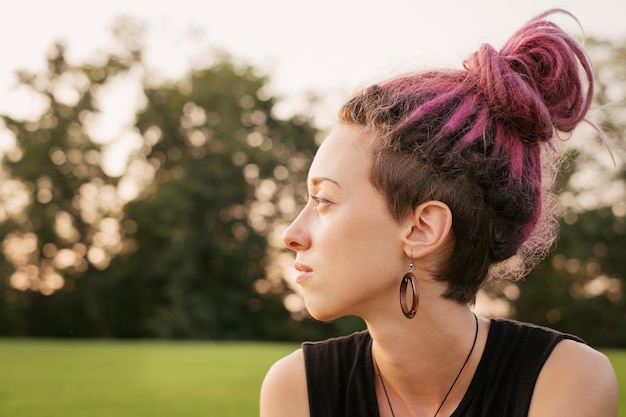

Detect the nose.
[{"left": 282, "top": 209, "right": 311, "bottom": 251}]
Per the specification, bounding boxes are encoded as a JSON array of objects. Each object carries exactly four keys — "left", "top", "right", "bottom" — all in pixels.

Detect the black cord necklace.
[{"left": 374, "top": 313, "right": 479, "bottom": 417}]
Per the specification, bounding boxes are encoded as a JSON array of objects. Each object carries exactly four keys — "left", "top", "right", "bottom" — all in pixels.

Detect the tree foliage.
[
  {"left": 0, "top": 19, "right": 352, "bottom": 340},
  {"left": 1, "top": 22, "right": 624, "bottom": 344}
]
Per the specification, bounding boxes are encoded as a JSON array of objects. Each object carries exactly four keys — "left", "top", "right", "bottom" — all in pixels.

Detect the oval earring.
[{"left": 399, "top": 256, "right": 419, "bottom": 319}]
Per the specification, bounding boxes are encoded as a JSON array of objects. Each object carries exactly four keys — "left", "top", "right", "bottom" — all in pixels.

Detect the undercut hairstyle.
[{"left": 338, "top": 9, "right": 597, "bottom": 303}]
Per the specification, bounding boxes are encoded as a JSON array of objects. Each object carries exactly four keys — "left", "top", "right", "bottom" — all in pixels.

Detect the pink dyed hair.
[{"left": 339, "top": 9, "right": 595, "bottom": 303}]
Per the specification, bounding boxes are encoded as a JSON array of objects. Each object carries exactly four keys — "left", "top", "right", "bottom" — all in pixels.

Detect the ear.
[{"left": 401, "top": 200, "right": 452, "bottom": 259}]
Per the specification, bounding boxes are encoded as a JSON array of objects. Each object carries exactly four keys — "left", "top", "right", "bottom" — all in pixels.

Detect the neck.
[{"left": 367, "top": 303, "right": 485, "bottom": 416}]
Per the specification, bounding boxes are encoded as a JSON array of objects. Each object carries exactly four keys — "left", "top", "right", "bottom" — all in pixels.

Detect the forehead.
[{"left": 308, "top": 125, "right": 370, "bottom": 183}]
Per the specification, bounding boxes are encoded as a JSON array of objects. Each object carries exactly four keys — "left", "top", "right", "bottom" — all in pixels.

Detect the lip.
[{"left": 293, "top": 262, "right": 313, "bottom": 284}]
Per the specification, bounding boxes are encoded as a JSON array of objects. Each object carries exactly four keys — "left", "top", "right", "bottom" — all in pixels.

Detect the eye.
[{"left": 310, "top": 194, "right": 333, "bottom": 208}]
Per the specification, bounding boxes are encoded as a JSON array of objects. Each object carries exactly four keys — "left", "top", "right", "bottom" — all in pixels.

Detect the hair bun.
[{"left": 463, "top": 9, "right": 594, "bottom": 144}]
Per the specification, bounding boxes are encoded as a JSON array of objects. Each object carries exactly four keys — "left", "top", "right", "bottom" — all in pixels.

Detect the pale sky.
[{"left": 1, "top": 0, "right": 625, "bottom": 126}]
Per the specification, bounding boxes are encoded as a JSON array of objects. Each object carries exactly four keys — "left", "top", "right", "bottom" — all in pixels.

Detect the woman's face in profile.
[{"left": 282, "top": 124, "right": 406, "bottom": 321}]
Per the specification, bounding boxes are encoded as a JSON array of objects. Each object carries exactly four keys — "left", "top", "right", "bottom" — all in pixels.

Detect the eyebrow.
[{"left": 310, "top": 177, "right": 342, "bottom": 189}]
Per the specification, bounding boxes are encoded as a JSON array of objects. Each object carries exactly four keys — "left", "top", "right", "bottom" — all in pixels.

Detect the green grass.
[
  {"left": 0, "top": 339, "right": 297, "bottom": 417},
  {"left": 0, "top": 340, "right": 623, "bottom": 416},
  {"left": 605, "top": 349, "right": 626, "bottom": 417}
]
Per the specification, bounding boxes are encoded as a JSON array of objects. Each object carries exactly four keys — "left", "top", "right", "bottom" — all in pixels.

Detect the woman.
[{"left": 260, "top": 9, "right": 618, "bottom": 417}]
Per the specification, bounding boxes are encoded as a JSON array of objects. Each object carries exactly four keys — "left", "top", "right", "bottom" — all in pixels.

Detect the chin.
[
  {"left": 308, "top": 312, "right": 340, "bottom": 323},
  {"left": 305, "top": 301, "right": 346, "bottom": 323}
]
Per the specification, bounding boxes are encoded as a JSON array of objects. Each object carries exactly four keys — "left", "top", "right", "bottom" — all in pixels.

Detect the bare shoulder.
[
  {"left": 529, "top": 338, "right": 618, "bottom": 417},
  {"left": 260, "top": 348, "right": 309, "bottom": 417}
]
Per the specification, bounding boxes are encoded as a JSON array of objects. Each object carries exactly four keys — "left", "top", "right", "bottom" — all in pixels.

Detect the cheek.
[{"left": 332, "top": 212, "right": 401, "bottom": 272}]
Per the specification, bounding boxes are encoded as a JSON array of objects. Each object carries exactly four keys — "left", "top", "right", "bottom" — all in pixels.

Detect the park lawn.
[
  {"left": 0, "top": 340, "right": 624, "bottom": 416},
  {"left": 605, "top": 349, "right": 626, "bottom": 417},
  {"left": 0, "top": 339, "right": 297, "bottom": 417}
]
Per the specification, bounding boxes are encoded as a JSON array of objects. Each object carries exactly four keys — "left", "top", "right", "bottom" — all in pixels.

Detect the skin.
[{"left": 260, "top": 124, "right": 619, "bottom": 417}]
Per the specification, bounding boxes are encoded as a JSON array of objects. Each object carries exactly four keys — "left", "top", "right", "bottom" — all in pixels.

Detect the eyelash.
[{"left": 309, "top": 194, "right": 332, "bottom": 207}]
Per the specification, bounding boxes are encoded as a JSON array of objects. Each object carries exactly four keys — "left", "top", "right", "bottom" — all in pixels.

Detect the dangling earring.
[{"left": 399, "top": 255, "right": 419, "bottom": 319}]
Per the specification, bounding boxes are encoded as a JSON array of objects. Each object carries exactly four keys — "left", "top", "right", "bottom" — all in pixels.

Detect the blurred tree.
[
  {"left": 9, "top": 23, "right": 623, "bottom": 345},
  {"left": 94, "top": 56, "right": 324, "bottom": 340},
  {"left": 500, "top": 37, "right": 626, "bottom": 347},
  {"left": 0, "top": 17, "right": 353, "bottom": 340},
  {"left": 0, "top": 36, "right": 138, "bottom": 335}
]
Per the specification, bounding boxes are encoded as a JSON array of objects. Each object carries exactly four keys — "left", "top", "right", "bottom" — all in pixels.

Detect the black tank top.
[{"left": 302, "top": 318, "right": 583, "bottom": 417}]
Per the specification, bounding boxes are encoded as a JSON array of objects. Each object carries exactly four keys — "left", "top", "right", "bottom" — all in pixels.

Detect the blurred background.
[{"left": 0, "top": 0, "right": 624, "bottom": 345}]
